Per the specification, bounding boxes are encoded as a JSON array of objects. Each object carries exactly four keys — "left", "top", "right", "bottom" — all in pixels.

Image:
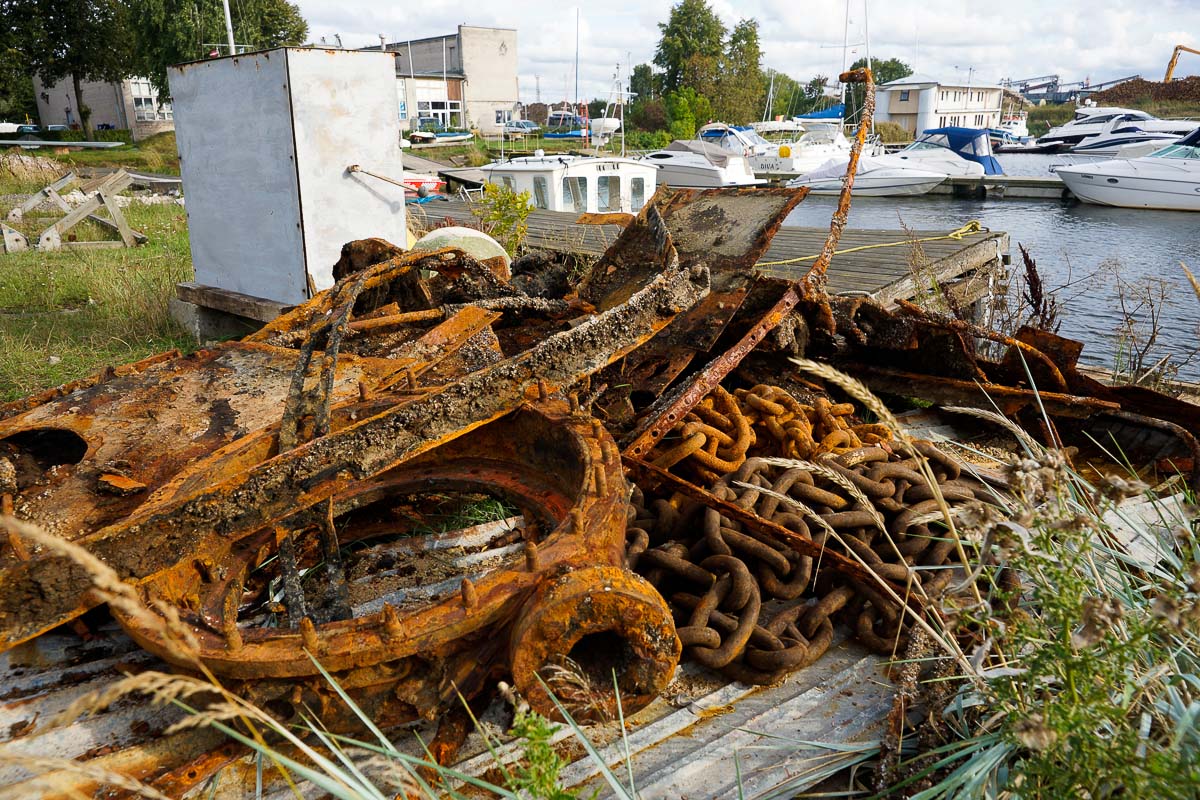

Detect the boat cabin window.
[
  {"left": 532, "top": 177, "right": 549, "bottom": 209},
  {"left": 631, "top": 177, "right": 646, "bottom": 211},
  {"left": 563, "top": 176, "right": 587, "bottom": 212},
  {"left": 597, "top": 175, "right": 621, "bottom": 212},
  {"left": 498, "top": 176, "right": 515, "bottom": 190}
]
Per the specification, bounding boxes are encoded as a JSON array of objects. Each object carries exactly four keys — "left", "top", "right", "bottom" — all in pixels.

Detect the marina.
[{"left": 3, "top": 2, "right": 1200, "bottom": 798}]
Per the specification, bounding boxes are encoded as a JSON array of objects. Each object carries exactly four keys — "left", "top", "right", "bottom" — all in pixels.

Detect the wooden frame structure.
[{"left": 2, "top": 170, "right": 147, "bottom": 253}]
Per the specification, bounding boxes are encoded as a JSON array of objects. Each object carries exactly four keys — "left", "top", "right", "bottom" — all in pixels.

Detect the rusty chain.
[{"left": 629, "top": 384, "right": 995, "bottom": 684}]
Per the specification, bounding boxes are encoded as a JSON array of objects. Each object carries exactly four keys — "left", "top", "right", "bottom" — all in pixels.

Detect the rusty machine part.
[{"left": 118, "top": 397, "right": 676, "bottom": 726}]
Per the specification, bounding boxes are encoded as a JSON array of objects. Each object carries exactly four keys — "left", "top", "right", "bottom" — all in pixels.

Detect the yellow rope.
[{"left": 756, "top": 220, "right": 987, "bottom": 267}]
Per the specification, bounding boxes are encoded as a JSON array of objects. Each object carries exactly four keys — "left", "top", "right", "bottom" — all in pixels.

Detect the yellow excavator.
[{"left": 1164, "top": 44, "right": 1200, "bottom": 81}]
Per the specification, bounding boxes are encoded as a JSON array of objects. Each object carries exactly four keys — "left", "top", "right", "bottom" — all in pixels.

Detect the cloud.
[{"left": 293, "top": 0, "right": 1200, "bottom": 102}]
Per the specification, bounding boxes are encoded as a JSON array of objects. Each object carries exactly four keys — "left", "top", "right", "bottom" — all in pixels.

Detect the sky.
[{"left": 294, "top": 0, "right": 1200, "bottom": 103}]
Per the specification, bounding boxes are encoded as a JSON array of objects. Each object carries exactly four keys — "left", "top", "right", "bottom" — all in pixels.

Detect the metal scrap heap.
[{"left": 2, "top": 69, "right": 1199, "bottom": 796}]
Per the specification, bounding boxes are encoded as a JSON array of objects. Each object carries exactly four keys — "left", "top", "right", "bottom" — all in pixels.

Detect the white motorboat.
[
  {"left": 698, "top": 121, "right": 854, "bottom": 178},
  {"left": 638, "top": 140, "right": 766, "bottom": 187},
  {"left": 1069, "top": 116, "right": 1186, "bottom": 157},
  {"left": 1055, "top": 128, "right": 1200, "bottom": 211},
  {"left": 887, "top": 127, "right": 998, "bottom": 177},
  {"left": 786, "top": 155, "right": 948, "bottom": 196},
  {"left": 1037, "top": 107, "right": 1198, "bottom": 151},
  {"left": 788, "top": 127, "right": 996, "bottom": 196},
  {"left": 479, "top": 153, "right": 657, "bottom": 213}
]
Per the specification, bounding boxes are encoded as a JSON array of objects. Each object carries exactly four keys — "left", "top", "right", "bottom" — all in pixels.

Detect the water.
[{"left": 783, "top": 154, "right": 1200, "bottom": 379}]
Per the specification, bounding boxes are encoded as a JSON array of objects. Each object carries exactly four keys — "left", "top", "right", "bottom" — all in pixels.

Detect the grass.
[
  {"left": 0, "top": 173, "right": 195, "bottom": 401},
  {"left": 37, "top": 131, "right": 181, "bottom": 175}
]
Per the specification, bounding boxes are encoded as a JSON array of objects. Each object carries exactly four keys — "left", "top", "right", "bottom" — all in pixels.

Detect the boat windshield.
[
  {"left": 1149, "top": 128, "right": 1200, "bottom": 158},
  {"left": 1149, "top": 142, "right": 1200, "bottom": 159}
]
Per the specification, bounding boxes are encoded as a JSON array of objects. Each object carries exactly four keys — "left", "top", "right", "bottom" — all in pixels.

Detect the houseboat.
[{"left": 479, "top": 153, "right": 657, "bottom": 213}]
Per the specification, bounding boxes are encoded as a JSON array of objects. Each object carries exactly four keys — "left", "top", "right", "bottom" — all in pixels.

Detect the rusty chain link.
[{"left": 630, "top": 384, "right": 995, "bottom": 684}]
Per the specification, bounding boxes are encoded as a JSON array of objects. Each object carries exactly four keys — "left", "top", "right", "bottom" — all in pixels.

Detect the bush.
[
  {"left": 475, "top": 182, "right": 532, "bottom": 256},
  {"left": 873, "top": 121, "right": 912, "bottom": 144},
  {"left": 41, "top": 129, "right": 133, "bottom": 145},
  {"left": 623, "top": 130, "right": 671, "bottom": 150}
]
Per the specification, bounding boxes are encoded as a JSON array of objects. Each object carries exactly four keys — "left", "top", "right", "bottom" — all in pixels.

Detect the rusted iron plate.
[{"left": 0, "top": 218, "right": 707, "bottom": 652}]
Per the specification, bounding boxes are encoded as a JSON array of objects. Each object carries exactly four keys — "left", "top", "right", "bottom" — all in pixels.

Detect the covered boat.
[{"left": 638, "top": 140, "right": 766, "bottom": 187}]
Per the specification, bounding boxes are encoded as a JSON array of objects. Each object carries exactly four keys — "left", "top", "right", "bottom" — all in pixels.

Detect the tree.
[
  {"left": 0, "top": 14, "right": 38, "bottom": 122},
  {"left": 664, "top": 86, "right": 711, "bottom": 138},
  {"left": 653, "top": 0, "right": 725, "bottom": 94},
  {"left": 127, "top": 0, "right": 309, "bottom": 97},
  {"left": 629, "top": 63, "right": 657, "bottom": 102},
  {"left": 846, "top": 56, "right": 911, "bottom": 123},
  {"left": 713, "top": 18, "right": 763, "bottom": 123},
  {"left": 629, "top": 97, "right": 666, "bottom": 131},
  {"left": 9, "top": 0, "right": 136, "bottom": 136}
]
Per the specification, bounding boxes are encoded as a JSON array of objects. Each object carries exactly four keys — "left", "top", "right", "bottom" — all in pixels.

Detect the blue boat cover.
[
  {"left": 918, "top": 127, "right": 1004, "bottom": 174},
  {"left": 798, "top": 104, "right": 845, "bottom": 120},
  {"left": 1177, "top": 128, "right": 1200, "bottom": 148}
]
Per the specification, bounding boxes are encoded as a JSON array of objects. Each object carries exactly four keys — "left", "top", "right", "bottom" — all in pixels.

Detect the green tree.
[
  {"left": 9, "top": 0, "right": 136, "bottom": 136},
  {"left": 713, "top": 18, "right": 763, "bottom": 123},
  {"left": 846, "top": 56, "right": 911, "bottom": 123},
  {"left": 127, "top": 0, "right": 309, "bottom": 97},
  {"left": 0, "top": 14, "right": 38, "bottom": 122},
  {"left": 629, "top": 97, "right": 666, "bottom": 131},
  {"left": 653, "top": 0, "right": 725, "bottom": 94},
  {"left": 664, "top": 87, "right": 710, "bottom": 138},
  {"left": 629, "top": 62, "right": 657, "bottom": 102}
]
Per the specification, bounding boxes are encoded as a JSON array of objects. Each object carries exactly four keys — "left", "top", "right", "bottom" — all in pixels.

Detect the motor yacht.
[
  {"left": 786, "top": 156, "right": 948, "bottom": 196},
  {"left": 1037, "top": 107, "right": 1198, "bottom": 152},
  {"left": 787, "top": 127, "right": 997, "bottom": 196},
  {"left": 1054, "top": 128, "right": 1200, "bottom": 211},
  {"left": 638, "top": 140, "right": 766, "bottom": 187},
  {"left": 479, "top": 153, "right": 657, "bottom": 214},
  {"left": 699, "top": 121, "right": 855, "bottom": 178},
  {"left": 1069, "top": 116, "right": 1186, "bottom": 157}
]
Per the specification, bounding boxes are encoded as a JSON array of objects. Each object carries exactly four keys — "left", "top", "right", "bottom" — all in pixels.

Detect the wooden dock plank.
[{"left": 413, "top": 199, "right": 1008, "bottom": 303}]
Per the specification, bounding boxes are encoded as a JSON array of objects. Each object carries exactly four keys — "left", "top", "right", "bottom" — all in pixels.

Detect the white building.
[
  {"left": 873, "top": 73, "right": 1003, "bottom": 135},
  {"left": 373, "top": 25, "right": 519, "bottom": 135}
]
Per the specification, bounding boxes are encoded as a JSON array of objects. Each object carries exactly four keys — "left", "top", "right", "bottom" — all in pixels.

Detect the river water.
[{"left": 783, "top": 153, "right": 1200, "bottom": 379}]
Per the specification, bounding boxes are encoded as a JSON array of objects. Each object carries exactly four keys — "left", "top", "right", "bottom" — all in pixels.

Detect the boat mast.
[
  {"left": 839, "top": 0, "right": 850, "bottom": 110},
  {"left": 762, "top": 71, "right": 775, "bottom": 122},
  {"left": 864, "top": 0, "right": 873, "bottom": 133}
]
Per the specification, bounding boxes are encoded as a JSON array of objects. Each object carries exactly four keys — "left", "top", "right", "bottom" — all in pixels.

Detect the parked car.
[
  {"left": 503, "top": 120, "right": 540, "bottom": 137},
  {"left": 15, "top": 124, "right": 40, "bottom": 135}
]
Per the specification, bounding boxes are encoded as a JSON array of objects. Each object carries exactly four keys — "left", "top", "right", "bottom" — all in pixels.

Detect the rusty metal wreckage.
[{"left": 1, "top": 68, "right": 1199, "bottom": 792}]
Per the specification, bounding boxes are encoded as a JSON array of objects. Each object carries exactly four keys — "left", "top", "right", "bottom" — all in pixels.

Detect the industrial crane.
[
  {"left": 1000, "top": 74, "right": 1060, "bottom": 93},
  {"left": 1165, "top": 44, "right": 1200, "bottom": 81}
]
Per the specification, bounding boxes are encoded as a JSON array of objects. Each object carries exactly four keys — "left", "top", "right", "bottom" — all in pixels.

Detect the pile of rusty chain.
[
  {"left": 629, "top": 385, "right": 993, "bottom": 685},
  {"left": 649, "top": 384, "right": 894, "bottom": 484}
]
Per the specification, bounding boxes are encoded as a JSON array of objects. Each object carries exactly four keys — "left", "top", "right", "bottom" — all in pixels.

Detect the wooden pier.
[
  {"left": 931, "top": 174, "right": 1070, "bottom": 200},
  {"left": 412, "top": 199, "right": 1010, "bottom": 304}
]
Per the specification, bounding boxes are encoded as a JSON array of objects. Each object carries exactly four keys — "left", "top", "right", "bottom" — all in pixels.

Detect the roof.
[{"left": 882, "top": 72, "right": 1003, "bottom": 90}]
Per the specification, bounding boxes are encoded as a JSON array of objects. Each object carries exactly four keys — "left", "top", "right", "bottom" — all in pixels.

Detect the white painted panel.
[
  {"left": 168, "top": 52, "right": 308, "bottom": 304},
  {"left": 286, "top": 49, "right": 406, "bottom": 293}
]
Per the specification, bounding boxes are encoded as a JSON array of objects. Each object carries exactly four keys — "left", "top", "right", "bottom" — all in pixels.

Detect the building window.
[
  {"left": 495, "top": 109, "right": 513, "bottom": 124},
  {"left": 396, "top": 82, "right": 408, "bottom": 119},
  {"left": 129, "top": 78, "right": 172, "bottom": 121},
  {"left": 416, "top": 99, "right": 463, "bottom": 127},
  {"left": 532, "top": 177, "right": 549, "bottom": 209},
  {"left": 899, "top": 90, "right": 910, "bottom": 101},
  {"left": 562, "top": 176, "right": 587, "bottom": 212},
  {"left": 631, "top": 177, "right": 645, "bottom": 211},
  {"left": 597, "top": 175, "right": 620, "bottom": 212}
]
